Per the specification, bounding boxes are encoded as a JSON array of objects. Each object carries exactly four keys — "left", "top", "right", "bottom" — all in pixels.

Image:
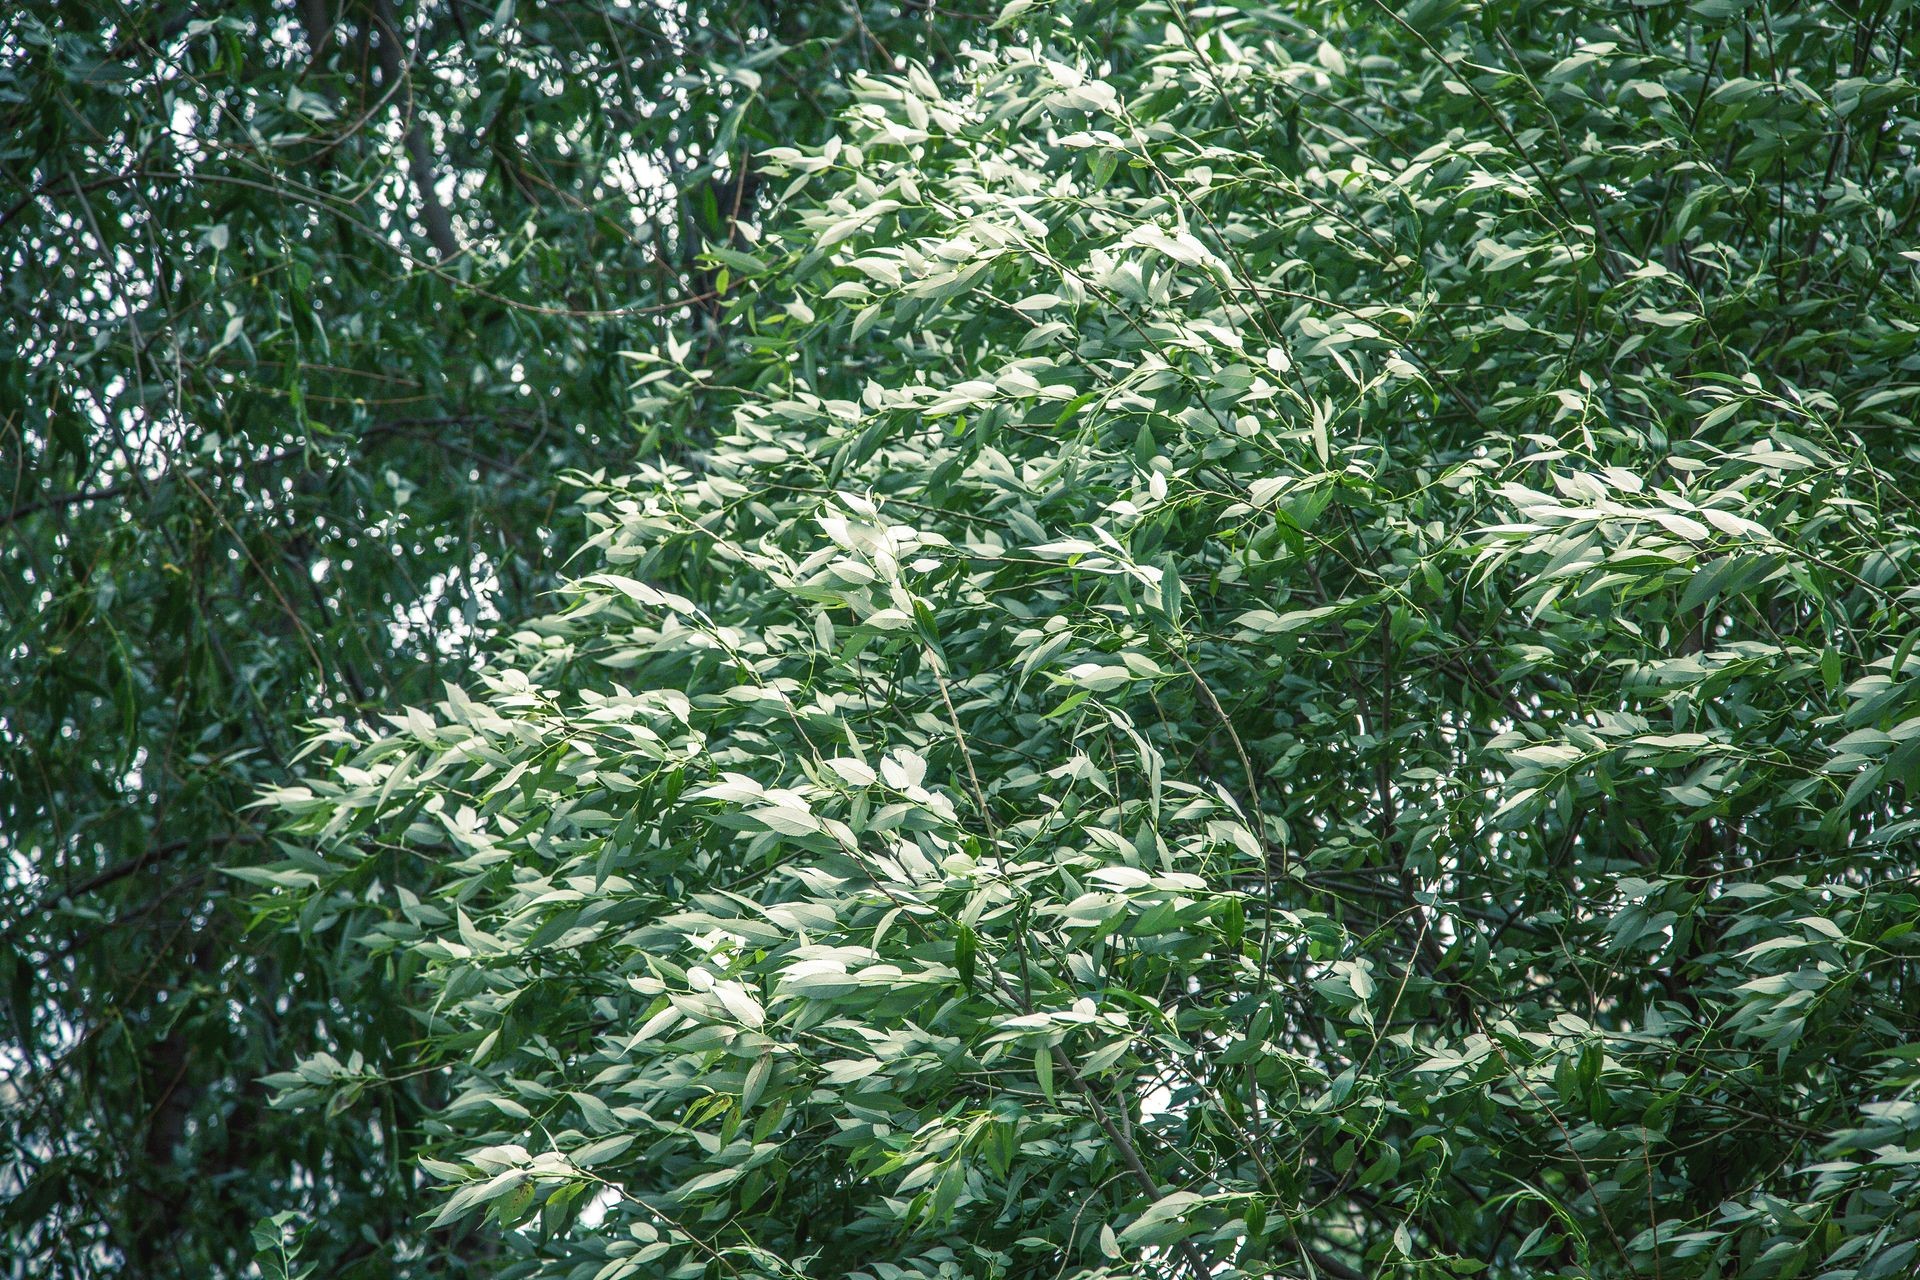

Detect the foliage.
[
  {"left": 28, "top": 0, "right": 1920, "bottom": 1277},
  {"left": 0, "top": 3, "right": 968, "bottom": 1276},
  {"left": 263, "top": 1, "right": 1920, "bottom": 1277}
]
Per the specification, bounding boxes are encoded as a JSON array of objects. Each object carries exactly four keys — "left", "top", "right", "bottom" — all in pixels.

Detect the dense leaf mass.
[
  {"left": 0, "top": 2, "right": 965, "bottom": 1275},
  {"left": 196, "top": 0, "right": 1920, "bottom": 1278}
]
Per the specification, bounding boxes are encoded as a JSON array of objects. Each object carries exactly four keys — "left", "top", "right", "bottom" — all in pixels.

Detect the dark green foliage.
[
  {"left": 0, "top": 3, "right": 967, "bottom": 1275},
  {"left": 266, "top": 2, "right": 1920, "bottom": 1277},
  {"left": 17, "top": 1, "right": 1920, "bottom": 1278}
]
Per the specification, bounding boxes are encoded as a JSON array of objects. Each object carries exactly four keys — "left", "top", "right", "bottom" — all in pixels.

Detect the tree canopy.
[
  {"left": 255, "top": 1, "right": 1920, "bottom": 1277},
  {"left": 1, "top": 3, "right": 964, "bottom": 1275},
  {"left": 13, "top": 1, "right": 1920, "bottom": 1278}
]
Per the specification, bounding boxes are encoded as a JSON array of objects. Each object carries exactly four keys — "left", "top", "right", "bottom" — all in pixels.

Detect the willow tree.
[
  {"left": 0, "top": 3, "right": 967, "bottom": 1275},
  {"left": 265, "top": 2, "right": 1920, "bottom": 1277}
]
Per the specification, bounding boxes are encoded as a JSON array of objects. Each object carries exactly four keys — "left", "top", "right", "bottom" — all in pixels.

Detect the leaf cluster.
[{"left": 264, "top": 2, "right": 1920, "bottom": 1279}]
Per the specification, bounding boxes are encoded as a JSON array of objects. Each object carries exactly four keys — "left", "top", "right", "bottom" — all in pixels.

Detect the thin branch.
[{"left": 370, "top": 0, "right": 461, "bottom": 261}]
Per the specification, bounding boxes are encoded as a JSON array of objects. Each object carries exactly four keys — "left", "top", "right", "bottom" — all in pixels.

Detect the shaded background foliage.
[{"left": 0, "top": 2, "right": 970, "bottom": 1275}]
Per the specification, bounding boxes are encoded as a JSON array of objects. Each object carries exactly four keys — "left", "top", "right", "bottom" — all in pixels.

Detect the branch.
[
  {"left": 0, "top": 484, "right": 130, "bottom": 529},
  {"left": 298, "top": 0, "right": 335, "bottom": 62},
  {"left": 369, "top": 0, "right": 461, "bottom": 262},
  {"left": 3, "top": 417, "right": 536, "bottom": 531},
  {"left": 42, "top": 833, "right": 262, "bottom": 909}
]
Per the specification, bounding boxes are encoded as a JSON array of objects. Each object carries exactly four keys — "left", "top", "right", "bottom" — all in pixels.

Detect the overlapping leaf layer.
[{"left": 270, "top": 4, "right": 1920, "bottom": 1278}]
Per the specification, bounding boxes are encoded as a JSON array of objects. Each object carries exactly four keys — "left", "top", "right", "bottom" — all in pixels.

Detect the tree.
[
  {"left": 0, "top": 4, "right": 970, "bottom": 1275},
  {"left": 260, "top": 2, "right": 1920, "bottom": 1277},
  {"left": 23, "top": 0, "right": 1920, "bottom": 1277}
]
